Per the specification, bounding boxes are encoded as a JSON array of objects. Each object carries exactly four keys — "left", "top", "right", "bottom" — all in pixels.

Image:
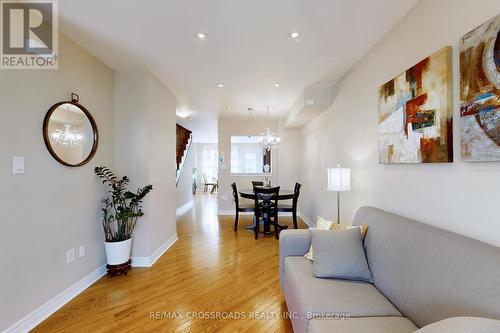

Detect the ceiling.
[{"left": 58, "top": 0, "right": 418, "bottom": 142}]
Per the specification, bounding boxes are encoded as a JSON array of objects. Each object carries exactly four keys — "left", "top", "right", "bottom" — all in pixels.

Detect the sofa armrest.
[{"left": 279, "top": 229, "right": 311, "bottom": 288}]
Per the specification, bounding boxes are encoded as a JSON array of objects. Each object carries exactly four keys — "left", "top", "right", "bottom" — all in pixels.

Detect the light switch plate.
[
  {"left": 78, "top": 245, "right": 85, "bottom": 258},
  {"left": 67, "top": 248, "right": 75, "bottom": 263},
  {"left": 12, "top": 156, "right": 25, "bottom": 174}
]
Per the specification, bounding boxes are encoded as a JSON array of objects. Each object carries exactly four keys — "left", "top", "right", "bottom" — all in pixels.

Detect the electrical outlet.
[
  {"left": 78, "top": 245, "right": 85, "bottom": 258},
  {"left": 67, "top": 248, "right": 75, "bottom": 263}
]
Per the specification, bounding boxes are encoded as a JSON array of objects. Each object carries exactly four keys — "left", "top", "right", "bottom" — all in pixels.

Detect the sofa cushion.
[
  {"left": 283, "top": 257, "right": 402, "bottom": 333},
  {"left": 310, "top": 229, "right": 373, "bottom": 282},
  {"left": 308, "top": 317, "right": 417, "bottom": 333},
  {"left": 415, "top": 317, "right": 500, "bottom": 333}
]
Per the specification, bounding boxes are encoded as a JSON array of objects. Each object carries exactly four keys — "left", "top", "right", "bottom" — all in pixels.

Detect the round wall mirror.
[{"left": 43, "top": 101, "right": 98, "bottom": 167}]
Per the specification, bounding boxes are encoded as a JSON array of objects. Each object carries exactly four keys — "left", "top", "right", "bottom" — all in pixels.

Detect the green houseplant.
[{"left": 94, "top": 166, "right": 153, "bottom": 265}]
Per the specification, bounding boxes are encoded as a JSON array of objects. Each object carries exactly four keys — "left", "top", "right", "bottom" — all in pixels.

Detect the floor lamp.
[{"left": 327, "top": 165, "right": 351, "bottom": 224}]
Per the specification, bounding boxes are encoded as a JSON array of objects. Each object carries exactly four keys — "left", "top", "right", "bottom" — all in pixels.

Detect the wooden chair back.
[
  {"left": 293, "top": 183, "right": 302, "bottom": 209},
  {"left": 253, "top": 186, "right": 280, "bottom": 222},
  {"left": 230, "top": 182, "right": 239, "bottom": 208}
]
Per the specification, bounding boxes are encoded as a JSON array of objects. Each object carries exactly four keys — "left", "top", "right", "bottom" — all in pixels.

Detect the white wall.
[
  {"left": 218, "top": 117, "right": 301, "bottom": 212},
  {"left": 176, "top": 144, "right": 194, "bottom": 209},
  {"left": 277, "top": 121, "right": 302, "bottom": 191},
  {"left": 298, "top": 0, "right": 500, "bottom": 246},
  {"left": 146, "top": 74, "right": 178, "bottom": 252},
  {"left": 0, "top": 34, "right": 114, "bottom": 330},
  {"left": 114, "top": 71, "right": 177, "bottom": 257}
]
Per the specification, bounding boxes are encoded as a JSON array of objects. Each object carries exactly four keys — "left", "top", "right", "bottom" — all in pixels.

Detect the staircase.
[{"left": 176, "top": 124, "right": 193, "bottom": 186}]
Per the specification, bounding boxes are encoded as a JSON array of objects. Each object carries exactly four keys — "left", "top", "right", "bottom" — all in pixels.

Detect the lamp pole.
[{"left": 337, "top": 191, "right": 340, "bottom": 224}]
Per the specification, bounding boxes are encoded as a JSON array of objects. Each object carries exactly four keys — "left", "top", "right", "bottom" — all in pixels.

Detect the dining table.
[
  {"left": 238, "top": 187, "right": 295, "bottom": 234},
  {"left": 238, "top": 188, "right": 295, "bottom": 201}
]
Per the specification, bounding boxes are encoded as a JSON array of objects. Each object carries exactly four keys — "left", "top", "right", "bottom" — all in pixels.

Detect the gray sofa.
[{"left": 279, "top": 206, "right": 500, "bottom": 333}]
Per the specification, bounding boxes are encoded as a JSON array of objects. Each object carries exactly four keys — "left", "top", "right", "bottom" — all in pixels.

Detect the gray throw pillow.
[{"left": 310, "top": 228, "right": 373, "bottom": 283}]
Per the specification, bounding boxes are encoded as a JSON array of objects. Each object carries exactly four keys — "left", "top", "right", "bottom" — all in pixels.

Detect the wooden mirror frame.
[{"left": 42, "top": 101, "right": 99, "bottom": 167}]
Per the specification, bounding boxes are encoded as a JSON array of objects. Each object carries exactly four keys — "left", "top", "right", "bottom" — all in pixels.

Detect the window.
[
  {"left": 200, "top": 145, "right": 218, "bottom": 181},
  {"left": 231, "top": 136, "right": 271, "bottom": 174}
]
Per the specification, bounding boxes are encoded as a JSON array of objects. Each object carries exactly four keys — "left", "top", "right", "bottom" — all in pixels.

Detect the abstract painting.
[
  {"left": 378, "top": 46, "right": 453, "bottom": 164},
  {"left": 460, "top": 14, "right": 500, "bottom": 161}
]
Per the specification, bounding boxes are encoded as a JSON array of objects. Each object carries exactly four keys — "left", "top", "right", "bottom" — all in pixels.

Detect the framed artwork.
[
  {"left": 378, "top": 46, "right": 453, "bottom": 164},
  {"left": 460, "top": 14, "right": 500, "bottom": 161}
]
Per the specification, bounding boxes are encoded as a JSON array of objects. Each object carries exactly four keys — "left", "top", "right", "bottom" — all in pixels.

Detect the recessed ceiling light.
[
  {"left": 217, "top": 83, "right": 224, "bottom": 88},
  {"left": 273, "top": 83, "right": 281, "bottom": 87},
  {"left": 196, "top": 33, "right": 207, "bottom": 39},
  {"left": 225, "top": 106, "right": 231, "bottom": 110},
  {"left": 289, "top": 32, "right": 300, "bottom": 39}
]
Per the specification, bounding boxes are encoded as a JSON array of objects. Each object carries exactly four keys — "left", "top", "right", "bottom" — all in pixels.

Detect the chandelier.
[
  {"left": 52, "top": 123, "right": 83, "bottom": 148},
  {"left": 259, "top": 128, "right": 282, "bottom": 151},
  {"left": 258, "top": 105, "right": 282, "bottom": 151}
]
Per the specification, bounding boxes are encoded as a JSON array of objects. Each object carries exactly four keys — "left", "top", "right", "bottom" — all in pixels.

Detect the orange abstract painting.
[{"left": 378, "top": 46, "right": 453, "bottom": 164}]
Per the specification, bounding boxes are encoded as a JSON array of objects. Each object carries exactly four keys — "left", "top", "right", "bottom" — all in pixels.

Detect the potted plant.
[{"left": 94, "top": 166, "right": 153, "bottom": 267}]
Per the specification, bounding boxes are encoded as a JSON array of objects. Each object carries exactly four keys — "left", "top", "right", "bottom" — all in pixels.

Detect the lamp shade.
[{"left": 327, "top": 166, "right": 351, "bottom": 192}]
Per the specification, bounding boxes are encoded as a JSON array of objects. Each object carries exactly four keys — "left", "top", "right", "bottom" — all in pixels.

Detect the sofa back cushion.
[{"left": 354, "top": 206, "right": 500, "bottom": 328}]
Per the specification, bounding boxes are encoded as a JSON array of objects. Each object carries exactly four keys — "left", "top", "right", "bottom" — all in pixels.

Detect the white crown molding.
[
  {"left": 4, "top": 264, "right": 107, "bottom": 333},
  {"left": 176, "top": 201, "right": 193, "bottom": 217},
  {"left": 131, "top": 233, "right": 178, "bottom": 268}
]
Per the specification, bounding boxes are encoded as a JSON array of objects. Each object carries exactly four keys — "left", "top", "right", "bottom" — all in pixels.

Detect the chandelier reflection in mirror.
[
  {"left": 258, "top": 106, "right": 282, "bottom": 151},
  {"left": 52, "top": 123, "right": 84, "bottom": 148},
  {"left": 43, "top": 94, "right": 99, "bottom": 167}
]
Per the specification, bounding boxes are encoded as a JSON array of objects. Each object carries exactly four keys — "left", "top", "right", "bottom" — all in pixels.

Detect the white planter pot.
[{"left": 105, "top": 238, "right": 132, "bottom": 265}]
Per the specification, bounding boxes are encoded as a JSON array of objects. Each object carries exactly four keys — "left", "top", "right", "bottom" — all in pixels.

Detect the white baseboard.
[
  {"left": 4, "top": 233, "right": 179, "bottom": 332},
  {"left": 218, "top": 210, "right": 246, "bottom": 216},
  {"left": 218, "top": 210, "right": 292, "bottom": 217},
  {"left": 297, "top": 211, "right": 314, "bottom": 227},
  {"left": 130, "top": 256, "right": 150, "bottom": 267},
  {"left": 219, "top": 210, "right": 314, "bottom": 227},
  {"left": 176, "top": 200, "right": 193, "bottom": 217},
  {"left": 131, "top": 233, "right": 178, "bottom": 268},
  {"left": 4, "top": 264, "right": 107, "bottom": 333}
]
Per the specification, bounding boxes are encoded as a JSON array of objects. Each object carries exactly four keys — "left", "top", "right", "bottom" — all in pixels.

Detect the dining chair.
[
  {"left": 210, "top": 177, "right": 219, "bottom": 193},
  {"left": 278, "top": 182, "right": 302, "bottom": 229},
  {"left": 203, "top": 173, "right": 217, "bottom": 193},
  {"left": 231, "top": 183, "right": 254, "bottom": 231},
  {"left": 253, "top": 186, "right": 281, "bottom": 239},
  {"left": 252, "top": 181, "right": 264, "bottom": 187}
]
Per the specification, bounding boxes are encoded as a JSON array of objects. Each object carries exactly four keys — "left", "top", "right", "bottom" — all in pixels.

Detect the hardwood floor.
[{"left": 34, "top": 194, "right": 306, "bottom": 332}]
